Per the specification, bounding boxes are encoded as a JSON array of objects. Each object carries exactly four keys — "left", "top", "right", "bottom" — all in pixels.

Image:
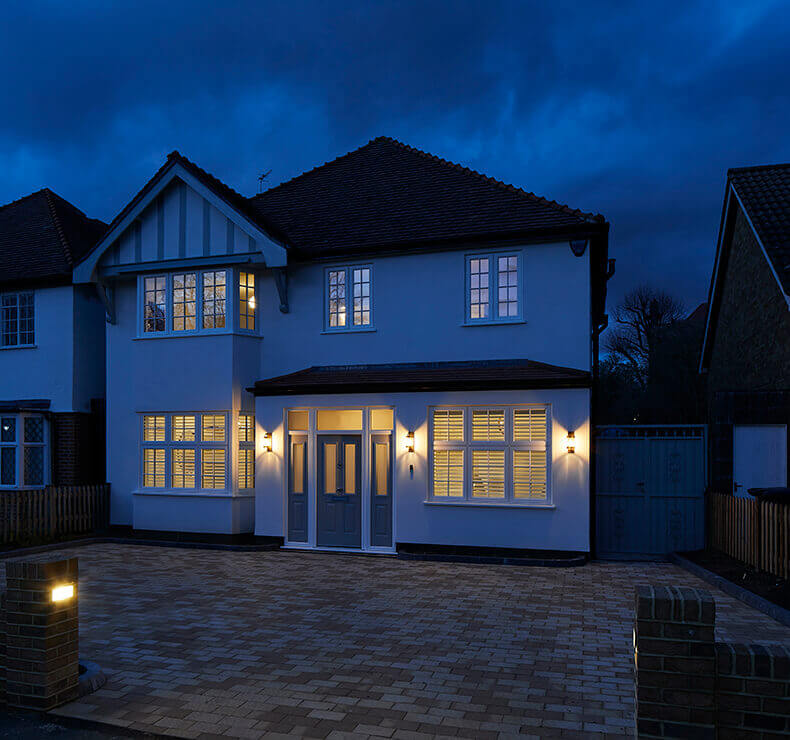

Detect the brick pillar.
[
  {"left": 4, "top": 558, "right": 79, "bottom": 709},
  {"left": 634, "top": 585, "right": 716, "bottom": 739},
  {"left": 716, "top": 642, "right": 790, "bottom": 737}
]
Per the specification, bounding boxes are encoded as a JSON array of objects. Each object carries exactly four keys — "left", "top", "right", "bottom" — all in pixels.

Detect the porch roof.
[{"left": 248, "top": 359, "right": 591, "bottom": 396}]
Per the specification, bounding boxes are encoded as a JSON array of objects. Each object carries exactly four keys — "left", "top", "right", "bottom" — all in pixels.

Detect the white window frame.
[
  {"left": 1, "top": 291, "right": 35, "bottom": 348},
  {"left": 139, "top": 411, "right": 231, "bottom": 492},
  {"left": 428, "top": 405, "right": 551, "bottom": 505},
  {"left": 323, "top": 264, "right": 374, "bottom": 332},
  {"left": 0, "top": 413, "right": 49, "bottom": 489},
  {"left": 138, "top": 268, "right": 259, "bottom": 338},
  {"left": 238, "top": 413, "right": 255, "bottom": 490},
  {"left": 464, "top": 251, "right": 523, "bottom": 325}
]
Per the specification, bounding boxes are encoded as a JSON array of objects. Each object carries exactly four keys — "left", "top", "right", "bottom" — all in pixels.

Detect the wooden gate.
[{"left": 595, "top": 426, "right": 707, "bottom": 559}]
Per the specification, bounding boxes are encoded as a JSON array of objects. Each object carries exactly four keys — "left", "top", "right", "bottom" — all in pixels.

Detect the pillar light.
[
  {"left": 51, "top": 584, "right": 75, "bottom": 603},
  {"left": 566, "top": 431, "right": 575, "bottom": 454}
]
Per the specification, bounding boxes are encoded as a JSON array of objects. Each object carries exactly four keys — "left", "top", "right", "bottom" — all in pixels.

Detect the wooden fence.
[
  {"left": 0, "top": 484, "right": 110, "bottom": 545},
  {"left": 708, "top": 492, "right": 790, "bottom": 579}
]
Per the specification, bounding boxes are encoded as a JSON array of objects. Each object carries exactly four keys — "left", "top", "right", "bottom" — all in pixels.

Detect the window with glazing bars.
[
  {"left": 202, "top": 271, "right": 226, "bottom": 329},
  {"left": 172, "top": 273, "right": 197, "bottom": 331},
  {"left": 1, "top": 292, "right": 34, "bottom": 346},
  {"left": 327, "top": 270, "right": 346, "bottom": 327},
  {"left": 352, "top": 267, "right": 371, "bottom": 325},
  {"left": 466, "top": 254, "right": 521, "bottom": 322},
  {"left": 144, "top": 276, "right": 167, "bottom": 332},
  {"left": 239, "top": 272, "right": 256, "bottom": 330}
]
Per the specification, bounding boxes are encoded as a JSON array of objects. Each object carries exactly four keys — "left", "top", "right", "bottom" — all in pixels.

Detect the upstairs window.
[
  {"left": 326, "top": 265, "right": 373, "bottom": 331},
  {"left": 465, "top": 253, "right": 521, "bottom": 323},
  {"left": 202, "top": 271, "right": 226, "bottom": 329},
  {"left": 172, "top": 273, "right": 197, "bottom": 332},
  {"left": 143, "top": 276, "right": 167, "bottom": 332},
  {"left": 1, "top": 292, "right": 34, "bottom": 347},
  {"left": 239, "top": 272, "right": 256, "bottom": 331}
]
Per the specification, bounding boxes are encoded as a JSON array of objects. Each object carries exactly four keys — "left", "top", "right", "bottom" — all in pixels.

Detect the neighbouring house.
[
  {"left": 700, "top": 163, "right": 790, "bottom": 496},
  {"left": 74, "top": 137, "right": 611, "bottom": 554},
  {"left": 0, "top": 189, "right": 107, "bottom": 490}
]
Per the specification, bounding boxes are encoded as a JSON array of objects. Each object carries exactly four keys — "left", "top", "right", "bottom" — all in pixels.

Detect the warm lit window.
[
  {"left": 1, "top": 292, "right": 34, "bottom": 346},
  {"left": 202, "top": 271, "right": 226, "bottom": 329},
  {"left": 0, "top": 413, "right": 48, "bottom": 488},
  {"left": 326, "top": 265, "right": 373, "bottom": 330},
  {"left": 431, "top": 406, "right": 548, "bottom": 503},
  {"left": 141, "top": 413, "right": 228, "bottom": 490},
  {"left": 201, "top": 449, "right": 226, "bottom": 489},
  {"left": 239, "top": 272, "right": 256, "bottom": 331},
  {"left": 238, "top": 448, "right": 254, "bottom": 489},
  {"left": 143, "top": 276, "right": 167, "bottom": 332},
  {"left": 172, "top": 273, "right": 197, "bottom": 331},
  {"left": 466, "top": 253, "right": 521, "bottom": 323}
]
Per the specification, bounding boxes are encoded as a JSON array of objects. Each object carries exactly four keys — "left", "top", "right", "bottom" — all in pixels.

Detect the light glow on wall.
[{"left": 51, "top": 584, "right": 74, "bottom": 602}]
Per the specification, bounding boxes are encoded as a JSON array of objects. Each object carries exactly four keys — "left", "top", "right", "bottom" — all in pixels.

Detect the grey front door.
[{"left": 317, "top": 435, "right": 361, "bottom": 547}]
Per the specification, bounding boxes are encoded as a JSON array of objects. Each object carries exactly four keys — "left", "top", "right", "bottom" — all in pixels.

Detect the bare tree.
[{"left": 604, "top": 285, "right": 685, "bottom": 390}]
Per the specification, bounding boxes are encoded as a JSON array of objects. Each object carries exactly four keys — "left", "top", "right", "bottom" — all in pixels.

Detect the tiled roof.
[
  {"left": 0, "top": 189, "right": 106, "bottom": 287},
  {"left": 729, "top": 163, "right": 790, "bottom": 294},
  {"left": 249, "top": 359, "right": 591, "bottom": 396},
  {"left": 251, "top": 136, "right": 606, "bottom": 255}
]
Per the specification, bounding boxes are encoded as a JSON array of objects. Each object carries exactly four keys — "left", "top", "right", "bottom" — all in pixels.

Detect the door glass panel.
[
  {"left": 344, "top": 444, "right": 356, "bottom": 493},
  {"left": 324, "top": 443, "right": 337, "bottom": 492},
  {"left": 288, "top": 410, "right": 309, "bottom": 431},
  {"left": 317, "top": 409, "right": 363, "bottom": 430},
  {"left": 370, "top": 409, "right": 393, "bottom": 430},
  {"left": 375, "top": 443, "right": 388, "bottom": 495},
  {"left": 293, "top": 442, "right": 305, "bottom": 493}
]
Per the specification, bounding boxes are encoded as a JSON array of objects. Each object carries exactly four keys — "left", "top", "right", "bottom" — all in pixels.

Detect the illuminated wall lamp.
[
  {"left": 405, "top": 430, "right": 415, "bottom": 453},
  {"left": 566, "top": 431, "right": 575, "bottom": 454},
  {"left": 51, "top": 583, "right": 75, "bottom": 603},
  {"left": 262, "top": 432, "right": 272, "bottom": 453}
]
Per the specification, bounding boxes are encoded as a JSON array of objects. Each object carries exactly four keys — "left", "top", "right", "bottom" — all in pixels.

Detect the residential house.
[
  {"left": 75, "top": 137, "right": 611, "bottom": 554},
  {"left": 700, "top": 163, "right": 790, "bottom": 496},
  {"left": 0, "top": 189, "right": 107, "bottom": 489}
]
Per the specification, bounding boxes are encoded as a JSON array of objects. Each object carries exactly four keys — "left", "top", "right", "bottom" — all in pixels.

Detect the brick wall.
[
  {"left": 635, "top": 585, "right": 790, "bottom": 739},
  {"left": 51, "top": 410, "right": 104, "bottom": 485}
]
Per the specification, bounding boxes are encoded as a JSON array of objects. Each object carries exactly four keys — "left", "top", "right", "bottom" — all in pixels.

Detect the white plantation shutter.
[
  {"left": 513, "top": 450, "right": 547, "bottom": 499},
  {"left": 472, "top": 409, "right": 505, "bottom": 441},
  {"left": 471, "top": 450, "right": 505, "bottom": 497},
  {"left": 433, "top": 450, "right": 464, "bottom": 497},
  {"left": 433, "top": 409, "right": 464, "bottom": 441},
  {"left": 513, "top": 408, "right": 547, "bottom": 442}
]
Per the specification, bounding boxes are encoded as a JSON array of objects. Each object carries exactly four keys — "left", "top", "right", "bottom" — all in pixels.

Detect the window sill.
[
  {"left": 133, "top": 332, "right": 261, "bottom": 341},
  {"left": 320, "top": 328, "right": 377, "bottom": 335},
  {"left": 133, "top": 489, "right": 254, "bottom": 498},
  {"left": 424, "top": 499, "right": 554, "bottom": 509},
  {"left": 0, "top": 344, "right": 37, "bottom": 351},
  {"left": 461, "top": 319, "right": 526, "bottom": 327}
]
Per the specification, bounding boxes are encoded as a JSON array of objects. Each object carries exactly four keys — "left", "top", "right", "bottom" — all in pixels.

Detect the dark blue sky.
[{"left": 2, "top": 1, "right": 788, "bottom": 312}]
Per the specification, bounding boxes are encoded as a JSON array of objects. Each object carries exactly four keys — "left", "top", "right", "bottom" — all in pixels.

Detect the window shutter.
[
  {"left": 433, "top": 409, "right": 464, "bottom": 441},
  {"left": 472, "top": 409, "right": 505, "bottom": 441},
  {"left": 513, "top": 408, "right": 547, "bottom": 443}
]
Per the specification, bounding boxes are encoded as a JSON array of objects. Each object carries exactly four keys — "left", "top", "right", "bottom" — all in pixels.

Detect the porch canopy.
[{"left": 248, "top": 359, "right": 591, "bottom": 396}]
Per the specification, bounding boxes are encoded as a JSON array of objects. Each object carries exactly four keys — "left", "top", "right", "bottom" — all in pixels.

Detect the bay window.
[{"left": 430, "top": 406, "right": 549, "bottom": 503}]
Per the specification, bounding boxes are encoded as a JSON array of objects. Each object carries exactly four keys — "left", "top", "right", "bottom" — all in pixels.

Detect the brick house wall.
[
  {"left": 51, "top": 402, "right": 105, "bottom": 485},
  {"left": 705, "top": 203, "right": 790, "bottom": 492}
]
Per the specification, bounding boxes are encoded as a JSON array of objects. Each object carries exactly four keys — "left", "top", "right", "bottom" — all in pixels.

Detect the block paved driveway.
[{"left": 12, "top": 544, "right": 789, "bottom": 740}]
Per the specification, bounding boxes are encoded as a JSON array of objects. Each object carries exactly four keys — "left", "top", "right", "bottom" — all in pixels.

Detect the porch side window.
[
  {"left": 0, "top": 414, "right": 48, "bottom": 488},
  {"left": 430, "top": 406, "right": 549, "bottom": 503},
  {"left": 141, "top": 412, "right": 228, "bottom": 491},
  {"left": 326, "top": 265, "right": 373, "bottom": 330},
  {"left": 1, "top": 292, "right": 34, "bottom": 346}
]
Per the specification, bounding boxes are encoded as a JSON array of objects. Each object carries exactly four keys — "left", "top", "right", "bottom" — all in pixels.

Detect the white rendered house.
[
  {"left": 75, "top": 137, "right": 611, "bottom": 554},
  {"left": 0, "top": 189, "right": 107, "bottom": 489}
]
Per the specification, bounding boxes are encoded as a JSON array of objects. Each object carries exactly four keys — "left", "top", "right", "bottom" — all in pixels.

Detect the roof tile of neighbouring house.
[
  {"left": 728, "top": 163, "right": 790, "bottom": 294},
  {"left": 250, "top": 136, "right": 607, "bottom": 254},
  {"left": 249, "top": 359, "right": 591, "bottom": 395},
  {"left": 0, "top": 189, "right": 107, "bottom": 286}
]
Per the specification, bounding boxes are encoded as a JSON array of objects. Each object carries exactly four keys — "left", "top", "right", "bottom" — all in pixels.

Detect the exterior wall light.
[
  {"left": 248, "top": 295, "right": 256, "bottom": 311},
  {"left": 262, "top": 432, "right": 272, "bottom": 453},
  {"left": 406, "top": 430, "right": 415, "bottom": 453},
  {"left": 51, "top": 584, "right": 75, "bottom": 603},
  {"left": 566, "top": 431, "right": 575, "bottom": 454}
]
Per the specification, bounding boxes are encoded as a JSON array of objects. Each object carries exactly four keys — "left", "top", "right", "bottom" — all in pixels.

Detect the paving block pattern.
[{"left": 1, "top": 545, "right": 786, "bottom": 739}]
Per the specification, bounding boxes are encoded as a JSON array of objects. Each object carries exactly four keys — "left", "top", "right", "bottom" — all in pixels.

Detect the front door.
[
  {"left": 733, "top": 425, "right": 787, "bottom": 496},
  {"left": 317, "top": 435, "right": 361, "bottom": 547}
]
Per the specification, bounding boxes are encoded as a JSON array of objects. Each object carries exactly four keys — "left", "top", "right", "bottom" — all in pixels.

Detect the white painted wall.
[
  {"left": 0, "top": 284, "right": 104, "bottom": 413},
  {"left": 254, "top": 388, "right": 591, "bottom": 552},
  {"left": 256, "top": 242, "right": 591, "bottom": 377}
]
